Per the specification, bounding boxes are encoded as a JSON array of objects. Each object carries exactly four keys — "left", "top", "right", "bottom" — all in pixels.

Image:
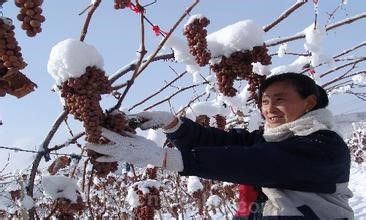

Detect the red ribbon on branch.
[
  {"left": 128, "top": 3, "right": 144, "bottom": 14},
  {"left": 152, "top": 25, "right": 168, "bottom": 36},
  {"left": 152, "top": 25, "right": 161, "bottom": 36},
  {"left": 308, "top": 68, "right": 316, "bottom": 75},
  {"left": 127, "top": 3, "right": 166, "bottom": 37}
]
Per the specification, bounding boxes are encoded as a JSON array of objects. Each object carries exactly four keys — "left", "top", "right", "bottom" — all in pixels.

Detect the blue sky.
[{"left": 0, "top": 0, "right": 365, "bottom": 171}]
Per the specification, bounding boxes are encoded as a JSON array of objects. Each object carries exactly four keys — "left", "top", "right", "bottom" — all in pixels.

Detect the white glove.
[
  {"left": 134, "top": 111, "right": 177, "bottom": 130},
  {"left": 85, "top": 128, "right": 184, "bottom": 172}
]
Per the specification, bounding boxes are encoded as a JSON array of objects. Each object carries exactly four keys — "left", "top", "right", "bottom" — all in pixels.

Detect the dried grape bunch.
[
  {"left": 47, "top": 155, "right": 70, "bottom": 175},
  {"left": 223, "top": 183, "right": 239, "bottom": 201},
  {"left": 210, "top": 45, "right": 271, "bottom": 97},
  {"left": 56, "top": 213, "right": 74, "bottom": 220},
  {"left": 60, "top": 66, "right": 111, "bottom": 143},
  {"left": 145, "top": 166, "right": 157, "bottom": 179},
  {"left": 55, "top": 193, "right": 85, "bottom": 218},
  {"left": 192, "top": 189, "right": 205, "bottom": 216},
  {"left": 0, "top": 19, "right": 27, "bottom": 70},
  {"left": 15, "top": 0, "right": 46, "bottom": 37},
  {"left": 227, "top": 51, "right": 253, "bottom": 80},
  {"left": 183, "top": 16, "right": 211, "bottom": 66},
  {"left": 247, "top": 45, "right": 271, "bottom": 100},
  {"left": 171, "top": 204, "right": 180, "bottom": 219},
  {"left": 134, "top": 205, "right": 154, "bottom": 220},
  {"left": 214, "top": 115, "right": 226, "bottom": 130},
  {"left": 0, "top": 78, "right": 8, "bottom": 96},
  {"left": 88, "top": 152, "right": 117, "bottom": 177},
  {"left": 210, "top": 51, "right": 252, "bottom": 97},
  {"left": 250, "top": 44, "right": 272, "bottom": 65},
  {"left": 114, "top": 0, "right": 131, "bottom": 9},
  {"left": 354, "top": 150, "right": 364, "bottom": 164},
  {"left": 215, "top": 68, "right": 237, "bottom": 97},
  {"left": 0, "top": 61, "right": 36, "bottom": 98},
  {"left": 102, "top": 110, "right": 136, "bottom": 134},
  {"left": 187, "top": 179, "right": 211, "bottom": 216},
  {"left": 60, "top": 66, "right": 113, "bottom": 177},
  {"left": 247, "top": 73, "right": 266, "bottom": 101},
  {"left": 0, "top": 18, "right": 36, "bottom": 98},
  {"left": 195, "top": 115, "right": 210, "bottom": 127},
  {"left": 9, "top": 190, "right": 21, "bottom": 201},
  {"left": 133, "top": 186, "right": 161, "bottom": 220},
  {"left": 347, "top": 123, "right": 366, "bottom": 164}
]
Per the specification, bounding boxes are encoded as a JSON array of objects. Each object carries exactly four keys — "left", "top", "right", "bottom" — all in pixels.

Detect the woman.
[{"left": 87, "top": 73, "right": 354, "bottom": 219}]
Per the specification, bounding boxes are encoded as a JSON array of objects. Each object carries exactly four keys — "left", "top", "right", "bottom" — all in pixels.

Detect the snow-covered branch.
[
  {"left": 265, "top": 12, "right": 366, "bottom": 47},
  {"left": 320, "top": 57, "right": 366, "bottom": 78},
  {"left": 110, "top": 53, "right": 174, "bottom": 86}
]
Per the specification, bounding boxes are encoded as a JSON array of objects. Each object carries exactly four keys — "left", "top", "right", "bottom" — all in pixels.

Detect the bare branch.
[
  {"left": 79, "top": 0, "right": 101, "bottom": 42},
  {"left": 323, "top": 70, "right": 366, "bottom": 89},
  {"left": 63, "top": 116, "right": 75, "bottom": 137},
  {"left": 110, "top": 2, "right": 148, "bottom": 112},
  {"left": 44, "top": 202, "right": 59, "bottom": 220},
  {"left": 27, "top": 110, "right": 68, "bottom": 219},
  {"left": 81, "top": 158, "right": 90, "bottom": 192},
  {"left": 326, "top": 80, "right": 353, "bottom": 92},
  {"left": 0, "top": 145, "right": 84, "bottom": 156},
  {"left": 0, "top": 154, "right": 10, "bottom": 174},
  {"left": 296, "top": 42, "right": 366, "bottom": 75},
  {"left": 347, "top": 91, "right": 366, "bottom": 101},
  {"left": 135, "top": 0, "right": 200, "bottom": 75},
  {"left": 334, "top": 41, "right": 366, "bottom": 59},
  {"left": 263, "top": 0, "right": 308, "bottom": 32},
  {"left": 143, "top": 82, "right": 208, "bottom": 111},
  {"left": 78, "top": 4, "right": 93, "bottom": 16},
  {"left": 176, "top": 92, "right": 207, "bottom": 116},
  {"left": 325, "top": 2, "right": 343, "bottom": 26},
  {"left": 326, "top": 12, "right": 366, "bottom": 32},
  {"left": 334, "top": 57, "right": 365, "bottom": 62},
  {"left": 39, "top": 110, "right": 69, "bottom": 160},
  {"left": 108, "top": 0, "right": 198, "bottom": 87},
  {"left": 108, "top": 0, "right": 199, "bottom": 113},
  {"left": 128, "top": 71, "right": 188, "bottom": 111},
  {"left": 87, "top": 167, "right": 95, "bottom": 219}
]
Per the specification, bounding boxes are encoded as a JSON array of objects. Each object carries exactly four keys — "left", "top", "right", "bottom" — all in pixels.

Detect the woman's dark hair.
[{"left": 258, "top": 72, "right": 329, "bottom": 111}]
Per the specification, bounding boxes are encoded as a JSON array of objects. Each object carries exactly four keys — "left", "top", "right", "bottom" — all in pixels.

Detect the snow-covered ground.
[{"left": 349, "top": 162, "right": 366, "bottom": 219}]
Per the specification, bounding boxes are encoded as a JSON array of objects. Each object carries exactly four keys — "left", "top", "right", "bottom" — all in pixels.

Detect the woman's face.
[{"left": 260, "top": 82, "right": 317, "bottom": 128}]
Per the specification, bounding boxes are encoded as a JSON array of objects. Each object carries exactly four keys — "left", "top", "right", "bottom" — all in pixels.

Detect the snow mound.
[{"left": 47, "top": 38, "right": 104, "bottom": 84}]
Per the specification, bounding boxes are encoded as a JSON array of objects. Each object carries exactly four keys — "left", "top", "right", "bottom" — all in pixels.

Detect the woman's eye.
[{"left": 261, "top": 100, "right": 269, "bottom": 105}]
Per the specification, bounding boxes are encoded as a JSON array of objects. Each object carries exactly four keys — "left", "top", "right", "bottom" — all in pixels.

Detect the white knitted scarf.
[{"left": 263, "top": 108, "right": 335, "bottom": 142}]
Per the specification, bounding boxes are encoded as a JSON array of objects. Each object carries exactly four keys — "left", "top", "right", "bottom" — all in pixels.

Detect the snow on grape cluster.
[{"left": 183, "top": 16, "right": 271, "bottom": 100}]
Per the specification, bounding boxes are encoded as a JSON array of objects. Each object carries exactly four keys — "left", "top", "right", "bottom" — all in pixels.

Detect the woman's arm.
[
  {"left": 178, "top": 130, "right": 350, "bottom": 193},
  {"left": 166, "top": 117, "right": 263, "bottom": 149}
]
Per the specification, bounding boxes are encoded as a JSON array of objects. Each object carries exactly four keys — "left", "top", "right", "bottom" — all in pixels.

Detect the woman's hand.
[
  {"left": 85, "top": 128, "right": 183, "bottom": 171},
  {"left": 134, "top": 111, "right": 178, "bottom": 130}
]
